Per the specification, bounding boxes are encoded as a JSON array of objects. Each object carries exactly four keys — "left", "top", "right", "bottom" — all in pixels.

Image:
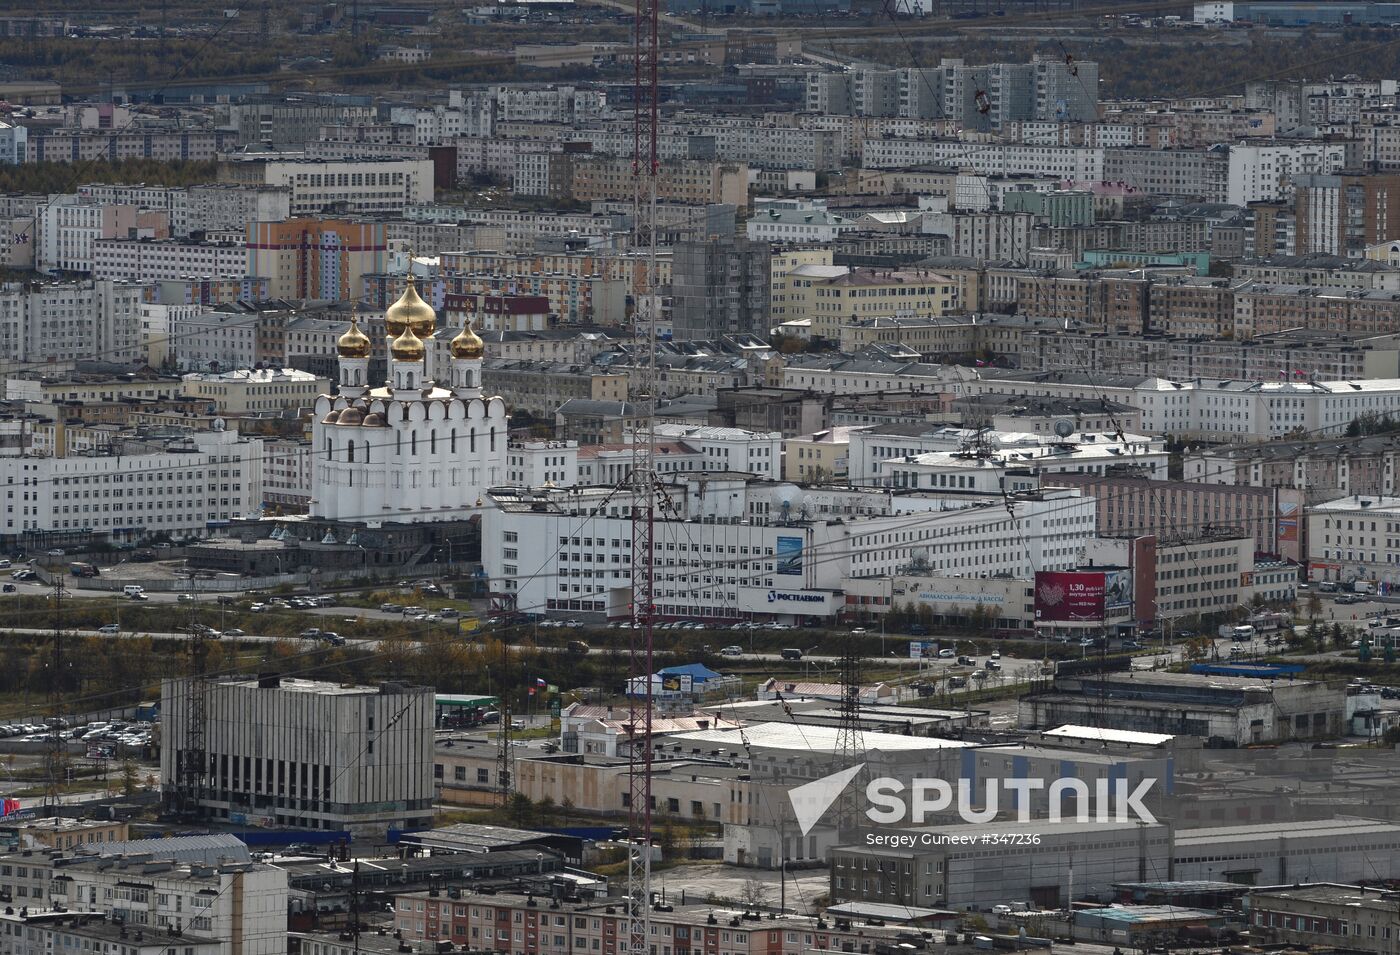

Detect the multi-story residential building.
[
  {"left": 671, "top": 237, "right": 771, "bottom": 340},
  {"left": 393, "top": 891, "right": 946, "bottom": 955},
  {"left": 227, "top": 101, "right": 377, "bottom": 146},
  {"left": 160, "top": 675, "right": 434, "bottom": 833},
  {"left": 1296, "top": 172, "right": 1400, "bottom": 257},
  {"left": 769, "top": 247, "right": 833, "bottom": 323},
  {"left": 1307, "top": 494, "right": 1400, "bottom": 586},
  {"left": 246, "top": 219, "right": 387, "bottom": 301},
  {"left": 1055, "top": 473, "right": 1306, "bottom": 563},
  {"left": 795, "top": 267, "right": 958, "bottom": 340},
  {"left": 35, "top": 196, "right": 145, "bottom": 274},
  {"left": 261, "top": 437, "right": 313, "bottom": 510},
  {"left": 440, "top": 260, "right": 629, "bottom": 325},
  {"left": 746, "top": 207, "right": 857, "bottom": 244},
  {"left": 219, "top": 157, "right": 433, "bottom": 216},
  {"left": 0, "top": 279, "right": 148, "bottom": 368},
  {"left": 91, "top": 237, "right": 249, "bottom": 282},
  {"left": 24, "top": 128, "right": 237, "bottom": 163},
  {"left": 1227, "top": 141, "right": 1353, "bottom": 205},
  {"left": 181, "top": 368, "right": 329, "bottom": 415},
  {"left": 170, "top": 310, "right": 260, "bottom": 372},
  {"left": 504, "top": 439, "right": 580, "bottom": 488},
  {"left": 481, "top": 360, "right": 627, "bottom": 418},
  {"left": 0, "top": 854, "right": 285, "bottom": 955},
  {"left": 0, "top": 426, "right": 261, "bottom": 545},
  {"left": 861, "top": 140, "right": 1106, "bottom": 181},
  {"left": 1149, "top": 278, "right": 1236, "bottom": 337},
  {"left": 0, "top": 911, "right": 221, "bottom": 955},
  {"left": 1101, "top": 146, "right": 1230, "bottom": 201},
  {"left": 570, "top": 158, "right": 749, "bottom": 207}
]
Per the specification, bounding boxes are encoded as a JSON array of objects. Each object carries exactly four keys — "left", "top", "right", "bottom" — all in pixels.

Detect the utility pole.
[{"left": 496, "top": 638, "right": 512, "bottom": 805}]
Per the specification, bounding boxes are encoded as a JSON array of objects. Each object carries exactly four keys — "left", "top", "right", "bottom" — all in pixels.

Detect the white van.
[{"left": 122, "top": 585, "right": 145, "bottom": 597}]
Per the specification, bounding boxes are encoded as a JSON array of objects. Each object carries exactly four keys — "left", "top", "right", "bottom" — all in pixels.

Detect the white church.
[{"left": 311, "top": 275, "right": 509, "bottom": 525}]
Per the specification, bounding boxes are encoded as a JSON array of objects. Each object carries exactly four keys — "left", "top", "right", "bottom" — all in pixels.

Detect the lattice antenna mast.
[
  {"left": 832, "top": 640, "right": 864, "bottom": 836},
  {"left": 626, "top": 0, "right": 660, "bottom": 942}
]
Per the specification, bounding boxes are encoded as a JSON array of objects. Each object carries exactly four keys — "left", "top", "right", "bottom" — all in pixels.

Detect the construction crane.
[{"left": 627, "top": 0, "right": 660, "bottom": 940}]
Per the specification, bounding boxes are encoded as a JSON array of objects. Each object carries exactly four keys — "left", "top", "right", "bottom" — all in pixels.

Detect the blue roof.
[
  {"left": 1190, "top": 663, "right": 1306, "bottom": 677},
  {"left": 659, "top": 662, "right": 723, "bottom": 682}
]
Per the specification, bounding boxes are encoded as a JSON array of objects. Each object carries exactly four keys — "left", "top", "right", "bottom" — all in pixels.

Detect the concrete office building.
[{"left": 159, "top": 676, "right": 435, "bottom": 834}]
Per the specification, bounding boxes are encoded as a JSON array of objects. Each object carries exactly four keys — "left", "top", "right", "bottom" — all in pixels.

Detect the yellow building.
[
  {"left": 570, "top": 158, "right": 749, "bottom": 209},
  {"left": 799, "top": 267, "right": 958, "bottom": 341},
  {"left": 783, "top": 425, "right": 871, "bottom": 482},
  {"left": 770, "top": 248, "right": 834, "bottom": 324}
]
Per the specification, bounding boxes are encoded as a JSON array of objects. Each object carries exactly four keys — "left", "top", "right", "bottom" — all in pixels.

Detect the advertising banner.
[{"left": 1034, "top": 570, "right": 1107, "bottom": 622}]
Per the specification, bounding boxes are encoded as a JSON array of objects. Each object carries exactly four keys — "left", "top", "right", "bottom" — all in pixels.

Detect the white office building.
[
  {"left": 0, "top": 427, "right": 262, "bottom": 543},
  {"left": 229, "top": 157, "right": 434, "bottom": 216},
  {"left": 483, "top": 479, "right": 1094, "bottom": 620}
]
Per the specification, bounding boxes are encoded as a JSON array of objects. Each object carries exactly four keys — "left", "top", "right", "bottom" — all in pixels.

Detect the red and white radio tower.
[{"left": 626, "top": 0, "right": 660, "bottom": 944}]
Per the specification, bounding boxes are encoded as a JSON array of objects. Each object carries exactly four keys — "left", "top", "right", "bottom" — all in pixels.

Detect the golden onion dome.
[
  {"left": 384, "top": 274, "right": 435, "bottom": 338},
  {"left": 390, "top": 325, "right": 426, "bottom": 362},
  {"left": 450, "top": 316, "right": 485, "bottom": 360},
  {"left": 337, "top": 317, "right": 372, "bottom": 359}
]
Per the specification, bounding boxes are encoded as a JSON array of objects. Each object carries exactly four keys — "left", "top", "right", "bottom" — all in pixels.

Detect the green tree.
[{"left": 120, "top": 760, "right": 139, "bottom": 798}]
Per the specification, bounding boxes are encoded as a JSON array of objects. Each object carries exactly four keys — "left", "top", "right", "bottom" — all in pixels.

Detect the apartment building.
[
  {"left": 220, "top": 157, "right": 433, "bottom": 216},
  {"left": 1227, "top": 141, "right": 1353, "bottom": 205},
  {"left": 35, "top": 197, "right": 144, "bottom": 274},
  {"left": 442, "top": 267, "right": 628, "bottom": 325},
  {"left": 0, "top": 279, "right": 148, "bottom": 368},
  {"left": 261, "top": 437, "right": 313, "bottom": 510},
  {"left": 181, "top": 368, "right": 328, "bottom": 415},
  {"left": 394, "top": 891, "right": 941, "bottom": 955},
  {"left": 1296, "top": 172, "right": 1400, "bottom": 257},
  {"left": 671, "top": 237, "right": 771, "bottom": 340},
  {"left": 246, "top": 218, "right": 387, "bottom": 301},
  {"left": 91, "top": 238, "right": 248, "bottom": 282},
  {"left": 794, "top": 267, "right": 958, "bottom": 340},
  {"left": 1052, "top": 472, "right": 1304, "bottom": 562},
  {"left": 161, "top": 676, "right": 434, "bottom": 833},
  {"left": 0, "top": 911, "right": 221, "bottom": 955},
  {"left": 78, "top": 183, "right": 291, "bottom": 238},
  {"left": 25, "top": 129, "right": 237, "bottom": 163},
  {"left": 481, "top": 360, "right": 627, "bottom": 418},
  {"left": 1102, "top": 147, "right": 1230, "bottom": 201},
  {"left": 570, "top": 157, "right": 748, "bottom": 207},
  {"left": 769, "top": 247, "right": 833, "bottom": 323},
  {"left": 227, "top": 101, "right": 377, "bottom": 146},
  {"left": 1307, "top": 495, "right": 1400, "bottom": 585}
]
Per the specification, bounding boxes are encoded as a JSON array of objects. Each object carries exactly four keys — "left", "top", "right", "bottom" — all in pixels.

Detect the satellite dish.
[
  {"left": 1053, "top": 419, "right": 1075, "bottom": 439},
  {"left": 211, "top": 417, "right": 226, "bottom": 432},
  {"left": 770, "top": 484, "right": 801, "bottom": 508}
]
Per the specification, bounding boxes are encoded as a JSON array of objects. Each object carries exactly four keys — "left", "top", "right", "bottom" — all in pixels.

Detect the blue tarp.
[
  {"left": 658, "top": 662, "right": 723, "bottom": 682},
  {"left": 1190, "top": 663, "right": 1306, "bottom": 678},
  {"left": 234, "top": 829, "right": 352, "bottom": 846}
]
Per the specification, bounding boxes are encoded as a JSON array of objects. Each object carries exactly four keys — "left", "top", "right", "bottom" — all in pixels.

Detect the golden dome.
[
  {"left": 337, "top": 317, "right": 371, "bottom": 359},
  {"left": 450, "top": 316, "right": 485, "bottom": 360},
  {"left": 384, "top": 274, "right": 435, "bottom": 338},
  {"left": 390, "top": 325, "right": 426, "bottom": 362}
]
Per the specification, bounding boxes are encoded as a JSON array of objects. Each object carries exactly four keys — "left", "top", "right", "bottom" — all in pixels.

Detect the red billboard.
[{"left": 1034, "top": 571, "right": 1107, "bottom": 622}]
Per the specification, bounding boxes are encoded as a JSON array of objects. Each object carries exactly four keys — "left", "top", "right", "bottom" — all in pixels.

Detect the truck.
[
  {"left": 1219, "top": 624, "right": 1256, "bottom": 641},
  {"left": 68, "top": 562, "right": 99, "bottom": 578},
  {"left": 1246, "top": 612, "right": 1291, "bottom": 634},
  {"left": 1353, "top": 580, "right": 1376, "bottom": 596}
]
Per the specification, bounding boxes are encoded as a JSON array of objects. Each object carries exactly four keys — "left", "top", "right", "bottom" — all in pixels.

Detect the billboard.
[
  {"left": 1104, "top": 569, "right": 1134, "bottom": 611},
  {"left": 776, "top": 536, "right": 804, "bottom": 576},
  {"left": 909, "top": 641, "right": 936, "bottom": 659},
  {"left": 1035, "top": 570, "right": 1112, "bottom": 622}
]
